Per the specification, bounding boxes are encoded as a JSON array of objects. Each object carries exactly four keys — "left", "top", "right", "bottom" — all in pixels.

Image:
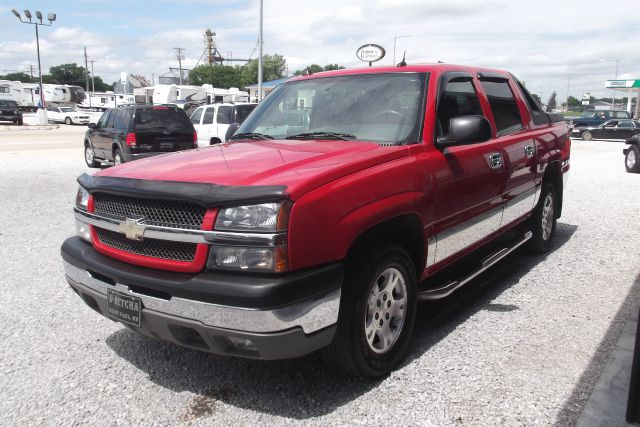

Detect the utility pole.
[
  {"left": 566, "top": 74, "right": 571, "bottom": 112},
  {"left": 611, "top": 60, "right": 619, "bottom": 109},
  {"left": 26, "top": 65, "right": 35, "bottom": 79},
  {"left": 84, "top": 47, "right": 91, "bottom": 107},
  {"left": 89, "top": 59, "right": 97, "bottom": 92},
  {"left": 174, "top": 47, "right": 185, "bottom": 85},
  {"left": 151, "top": 73, "right": 154, "bottom": 85},
  {"left": 258, "top": 0, "right": 263, "bottom": 101}
]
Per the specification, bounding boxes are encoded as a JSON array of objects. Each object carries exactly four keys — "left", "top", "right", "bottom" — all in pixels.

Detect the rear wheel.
[
  {"left": 323, "top": 244, "right": 417, "bottom": 378},
  {"left": 65, "top": 117, "right": 73, "bottom": 125},
  {"left": 84, "top": 143, "right": 99, "bottom": 168},
  {"left": 527, "top": 183, "right": 557, "bottom": 253},
  {"left": 18, "top": 118, "right": 23, "bottom": 126},
  {"left": 113, "top": 148, "right": 124, "bottom": 166},
  {"left": 210, "top": 138, "right": 221, "bottom": 145},
  {"left": 582, "top": 131, "right": 593, "bottom": 141},
  {"left": 625, "top": 145, "right": 640, "bottom": 173}
]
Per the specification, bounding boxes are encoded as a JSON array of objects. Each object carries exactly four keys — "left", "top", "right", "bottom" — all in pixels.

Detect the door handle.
[
  {"left": 488, "top": 152, "right": 503, "bottom": 169},
  {"left": 524, "top": 144, "right": 535, "bottom": 158}
]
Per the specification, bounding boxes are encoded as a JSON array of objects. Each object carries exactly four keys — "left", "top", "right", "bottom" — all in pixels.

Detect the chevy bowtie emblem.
[{"left": 118, "top": 218, "right": 146, "bottom": 241}]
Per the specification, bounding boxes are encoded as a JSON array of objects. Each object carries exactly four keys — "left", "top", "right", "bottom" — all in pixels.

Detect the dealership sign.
[
  {"left": 356, "top": 44, "right": 386, "bottom": 65},
  {"left": 605, "top": 79, "right": 640, "bottom": 89}
]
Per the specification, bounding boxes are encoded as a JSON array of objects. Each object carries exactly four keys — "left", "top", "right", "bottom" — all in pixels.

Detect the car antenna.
[{"left": 397, "top": 51, "right": 407, "bottom": 67}]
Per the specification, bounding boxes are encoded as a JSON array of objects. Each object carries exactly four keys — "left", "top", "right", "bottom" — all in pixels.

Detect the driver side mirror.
[
  {"left": 437, "top": 115, "right": 492, "bottom": 148},
  {"left": 224, "top": 123, "right": 240, "bottom": 142},
  {"left": 87, "top": 123, "right": 96, "bottom": 129}
]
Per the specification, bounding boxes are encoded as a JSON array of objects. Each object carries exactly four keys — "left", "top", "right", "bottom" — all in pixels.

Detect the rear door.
[
  {"left": 477, "top": 74, "right": 537, "bottom": 227},
  {"left": 429, "top": 72, "right": 507, "bottom": 265},
  {"left": 201, "top": 106, "right": 216, "bottom": 142},
  {"left": 613, "top": 120, "right": 635, "bottom": 139}
]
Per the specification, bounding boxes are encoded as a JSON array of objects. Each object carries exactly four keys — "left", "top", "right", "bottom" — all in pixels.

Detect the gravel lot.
[{"left": 0, "top": 130, "right": 639, "bottom": 426}]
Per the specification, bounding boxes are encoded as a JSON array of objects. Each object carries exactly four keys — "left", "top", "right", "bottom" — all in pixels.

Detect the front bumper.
[{"left": 62, "top": 237, "right": 342, "bottom": 359}]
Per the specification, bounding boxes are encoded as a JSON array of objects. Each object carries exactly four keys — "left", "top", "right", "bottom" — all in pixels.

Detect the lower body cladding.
[{"left": 62, "top": 238, "right": 341, "bottom": 360}]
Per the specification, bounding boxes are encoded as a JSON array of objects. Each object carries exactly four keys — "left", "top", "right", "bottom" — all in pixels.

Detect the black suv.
[
  {"left": 84, "top": 105, "right": 197, "bottom": 168},
  {"left": 0, "top": 100, "right": 23, "bottom": 125}
]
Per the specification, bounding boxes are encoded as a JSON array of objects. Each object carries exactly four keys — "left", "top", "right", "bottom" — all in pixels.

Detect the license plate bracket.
[{"left": 107, "top": 288, "right": 142, "bottom": 327}]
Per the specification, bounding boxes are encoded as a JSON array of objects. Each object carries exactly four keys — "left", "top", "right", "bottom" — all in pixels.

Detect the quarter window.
[
  {"left": 480, "top": 80, "right": 523, "bottom": 135},
  {"left": 437, "top": 79, "right": 483, "bottom": 136}
]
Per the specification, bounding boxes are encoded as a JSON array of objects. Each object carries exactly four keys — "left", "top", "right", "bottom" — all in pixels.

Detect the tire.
[
  {"left": 527, "top": 182, "right": 557, "bottom": 253},
  {"left": 65, "top": 117, "right": 73, "bottom": 125},
  {"left": 113, "top": 148, "right": 124, "bottom": 166},
  {"left": 210, "top": 138, "right": 221, "bottom": 145},
  {"left": 84, "top": 143, "right": 100, "bottom": 168},
  {"left": 323, "top": 244, "right": 417, "bottom": 378},
  {"left": 625, "top": 145, "right": 640, "bottom": 173},
  {"left": 582, "top": 131, "right": 592, "bottom": 141}
]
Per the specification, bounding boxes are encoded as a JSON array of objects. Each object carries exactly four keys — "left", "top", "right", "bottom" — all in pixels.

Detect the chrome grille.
[
  {"left": 96, "top": 228, "right": 197, "bottom": 261},
  {"left": 93, "top": 194, "right": 205, "bottom": 230}
]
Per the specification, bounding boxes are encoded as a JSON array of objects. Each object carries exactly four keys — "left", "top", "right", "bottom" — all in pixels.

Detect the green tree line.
[{"left": 0, "top": 63, "right": 111, "bottom": 91}]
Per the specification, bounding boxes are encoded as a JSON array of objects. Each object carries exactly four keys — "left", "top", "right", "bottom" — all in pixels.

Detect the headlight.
[
  {"left": 76, "top": 186, "right": 89, "bottom": 211},
  {"left": 210, "top": 202, "right": 290, "bottom": 272},
  {"left": 215, "top": 202, "right": 289, "bottom": 232}
]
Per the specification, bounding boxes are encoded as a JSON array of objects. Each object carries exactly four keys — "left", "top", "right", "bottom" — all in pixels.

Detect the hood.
[{"left": 96, "top": 139, "right": 409, "bottom": 199}]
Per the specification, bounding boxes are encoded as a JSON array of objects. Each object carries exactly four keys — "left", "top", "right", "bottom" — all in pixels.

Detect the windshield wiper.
[
  {"left": 228, "top": 132, "right": 274, "bottom": 141},
  {"left": 286, "top": 131, "right": 356, "bottom": 141}
]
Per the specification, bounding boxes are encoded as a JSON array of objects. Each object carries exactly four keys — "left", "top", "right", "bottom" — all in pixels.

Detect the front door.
[
  {"left": 595, "top": 120, "right": 618, "bottom": 139},
  {"left": 428, "top": 73, "right": 507, "bottom": 266}
]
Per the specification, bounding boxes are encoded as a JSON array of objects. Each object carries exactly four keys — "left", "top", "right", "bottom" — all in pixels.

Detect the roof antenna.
[{"left": 397, "top": 51, "right": 407, "bottom": 67}]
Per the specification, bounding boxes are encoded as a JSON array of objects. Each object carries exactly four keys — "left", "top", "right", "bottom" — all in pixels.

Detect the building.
[
  {"left": 245, "top": 77, "right": 290, "bottom": 101},
  {"left": 113, "top": 74, "right": 151, "bottom": 94}
]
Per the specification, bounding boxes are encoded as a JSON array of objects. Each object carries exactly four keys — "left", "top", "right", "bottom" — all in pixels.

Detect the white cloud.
[{"left": 0, "top": 0, "right": 638, "bottom": 100}]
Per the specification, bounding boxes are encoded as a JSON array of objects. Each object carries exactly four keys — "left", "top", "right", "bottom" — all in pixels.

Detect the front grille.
[
  {"left": 96, "top": 228, "right": 197, "bottom": 261},
  {"left": 93, "top": 193, "right": 205, "bottom": 230}
]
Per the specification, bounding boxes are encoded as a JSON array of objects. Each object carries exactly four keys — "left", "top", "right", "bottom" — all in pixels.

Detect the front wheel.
[
  {"left": 527, "top": 183, "right": 557, "bottom": 253},
  {"left": 84, "top": 144, "right": 100, "bottom": 168},
  {"left": 65, "top": 117, "right": 73, "bottom": 125},
  {"left": 626, "top": 145, "right": 640, "bottom": 173},
  {"left": 323, "top": 244, "right": 417, "bottom": 378},
  {"left": 582, "top": 131, "right": 593, "bottom": 141},
  {"left": 113, "top": 148, "right": 124, "bottom": 166}
]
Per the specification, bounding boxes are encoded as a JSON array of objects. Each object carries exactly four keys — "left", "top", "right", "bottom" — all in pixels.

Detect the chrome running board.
[{"left": 417, "top": 231, "right": 532, "bottom": 301}]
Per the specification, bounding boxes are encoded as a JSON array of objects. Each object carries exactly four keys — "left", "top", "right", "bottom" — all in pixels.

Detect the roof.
[{"left": 245, "top": 77, "right": 291, "bottom": 89}]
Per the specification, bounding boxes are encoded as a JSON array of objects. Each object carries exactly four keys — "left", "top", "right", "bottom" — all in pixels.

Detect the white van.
[{"left": 190, "top": 102, "right": 257, "bottom": 146}]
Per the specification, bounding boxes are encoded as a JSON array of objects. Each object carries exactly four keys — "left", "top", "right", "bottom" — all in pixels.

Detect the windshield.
[
  {"left": 0, "top": 100, "right": 18, "bottom": 108},
  {"left": 237, "top": 73, "right": 427, "bottom": 144},
  {"left": 60, "top": 107, "right": 76, "bottom": 112}
]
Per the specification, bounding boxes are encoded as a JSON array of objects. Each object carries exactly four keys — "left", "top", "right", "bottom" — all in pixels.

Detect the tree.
[
  {"left": 293, "top": 63, "right": 345, "bottom": 76},
  {"left": 241, "top": 54, "right": 287, "bottom": 86},
  {"left": 323, "top": 64, "right": 345, "bottom": 71},
  {"left": 0, "top": 72, "right": 35, "bottom": 83},
  {"left": 188, "top": 65, "right": 244, "bottom": 88},
  {"left": 567, "top": 96, "right": 581, "bottom": 108},
  {"left": 91, "top": 76, "right": 112, "bottom": 92},
  {"left": 49, "top": 63, "right": 88, "bottom": 88},
  {"left": 546, "top": 91, "right": 557, "bottom": 112}
]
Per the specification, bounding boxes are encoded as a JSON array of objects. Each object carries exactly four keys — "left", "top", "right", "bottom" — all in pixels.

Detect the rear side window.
[
  {"left": 613, "top": 111, "right": 629, "bottom": 119},
  {"left": 114, "top": 109, "right": 130, "bottom": 130},
  {"left": 437, "top": 79, "right": 483, "bottom": 136},
  {"left": 515, "top": 80, "right": 549, "bottom": 126},
  {"left": 617, "top": 121, "right": 633, "bottom": 129},
  {"left": 203, "top": 107, "right": 215, "bottom": 125},
  {"left": 133, "top": 108, "right": 193, "bottom": 132},
  {"left": 479, "top": 80, "right": 523, "bottom": 135},
  {"left": 217, "top": 106, "right": 233, "bottom": 124}
]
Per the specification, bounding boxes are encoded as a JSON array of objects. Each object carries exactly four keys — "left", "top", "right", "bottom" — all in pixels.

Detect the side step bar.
[{"left": 417, "top": 231, "right": 532, "bottom": 301}]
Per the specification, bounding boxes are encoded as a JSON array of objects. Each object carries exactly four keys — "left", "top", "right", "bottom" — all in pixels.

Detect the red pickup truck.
[{"left": 62, "top": 64, "right": 570, "bottom": 378}]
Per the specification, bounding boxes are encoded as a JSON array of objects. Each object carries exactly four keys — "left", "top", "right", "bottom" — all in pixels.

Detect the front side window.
[
  {"left": 96, "top": 111, "right": 111, "bottom": 128},
  {"left": 190, "top": 108, "right": 203, "bottom": 125},
  {"left": 603, "top": 120, "right": 618, "bottom": 128},
  {"left": 480, "top": 80, "right": 523, "bottom": 135},
  {"left": 238, "top": 73, "right": 427, "bottom": 144},
  {"left": 437, "top": 79, "right": 483, "bottom": 136}
]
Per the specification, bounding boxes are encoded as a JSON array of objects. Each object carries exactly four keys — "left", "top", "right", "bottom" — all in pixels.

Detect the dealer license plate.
[{"left": 107, "top": 289, "right": 142, "bottom": 327}]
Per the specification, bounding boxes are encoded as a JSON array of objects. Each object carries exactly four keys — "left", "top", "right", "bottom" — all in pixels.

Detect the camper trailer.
[
  {"left": 202, "top": 85, "right": 250, "bottom": 103},
  {"left": 79, "top": 92, "right": 133, "bottom": 111},
  {"left": 0, "top": 80, "right": 38, "bottom": 111}
]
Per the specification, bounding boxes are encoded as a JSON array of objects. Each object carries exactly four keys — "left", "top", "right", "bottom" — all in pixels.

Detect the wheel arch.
[{"left": 345, "top": 213, "right": 425, "bottom": 279}]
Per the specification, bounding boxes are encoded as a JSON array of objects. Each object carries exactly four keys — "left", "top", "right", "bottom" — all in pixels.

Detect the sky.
[{"left": 1, "top": 0, "right": 639, "bottom": 102}]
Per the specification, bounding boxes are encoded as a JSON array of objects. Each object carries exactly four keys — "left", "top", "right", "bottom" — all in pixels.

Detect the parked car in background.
[
  {"left": 0, "top": 100, "right": 23, "bottom": 125},
  {"left": 190, "top": 102, "right": 257, "bottom": 146},
  {"left": 570, "top": 119, "right": 640, "bottom": 140},
  {"left": 567, "top": 109, "right": 631, "bottom": 128},
  {"left": 47, "top": 106, "right": 91, "bottom": 125},
  {"left": 624, "top": 134, "right": 640, "bottom": 173},
  {"left": 83, "top": 104, "right": 197, "bottom": 167}
]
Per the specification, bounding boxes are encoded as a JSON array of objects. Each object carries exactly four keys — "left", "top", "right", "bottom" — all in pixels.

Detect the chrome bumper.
[{"left": 63, "top": 260, "right": 340, "bottom": 335}]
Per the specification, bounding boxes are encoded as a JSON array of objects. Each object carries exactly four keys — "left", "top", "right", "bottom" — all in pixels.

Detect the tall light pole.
[
  {"left": 611, "top": 59, "right": 619, "bottom": 109},
  {"left": 258, "top": 0, "right": 263, "bottom": 101},
  {"left": 393, "top": 34, "right": 417, "bottom": 65},
  {"left": 12, "top": 8, "right": 56, "bottom": 124}
]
